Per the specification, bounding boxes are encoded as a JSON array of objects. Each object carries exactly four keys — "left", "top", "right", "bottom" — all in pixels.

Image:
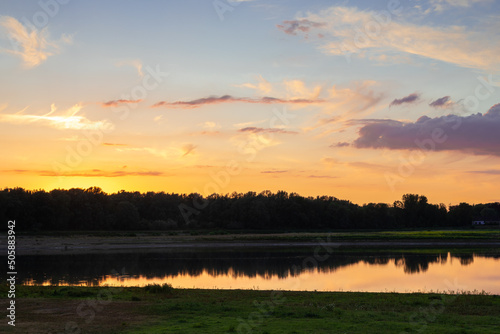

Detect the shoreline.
[
  {"left": 1, "top": 285, "right": 498, "bottom": 333},
  {"left": 6, "top": 233, "right": 500, "bottom": 255}
]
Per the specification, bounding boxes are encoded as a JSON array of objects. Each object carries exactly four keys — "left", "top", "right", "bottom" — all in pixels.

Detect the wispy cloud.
[
  {"left": 279, "top": 6, "right": 500, "bottom": 71},
  {"left": 305, "top": 81, "right": 384, "bottom": 136},
  {"left": 467, "top": 169, "right": 500, "bottom": 175},
  {"left": 102, "top": 142, "right": 128, "bottom": 146},
  {"left": 429, "top": 0, "right": 493, "bottom": 12},
  {"left": 116, "top": 59, "right": 144, "bottom": 77},
  {"left": 203, "top": 121, "right": 218, "bottom": 129},
  {"left": 261, "top": 170, "right": 288, "bottom": 174},
  {"left": 307, "top": 174, "right": 337, "bottom": 179},
  {"left": 182, "top": 144, "right": 197, "bottom": 157},
  {"left": 101, "top": 99, "right": 142, "bottom": 107},
  {"left": 390, "top": 93, "right": 420, "bottom": 107},
  {"left": 191, "top": 130, "right": 221, "bottom": 136},
  {"left": 331, "top": 142, "right": 350, "bottom": 148},
  {"left": 0, "top": 16, "right": 72, "bottom": 68},
  {"left": 4, "top": 169, "right": 166, "bottom": 177},
  {"left": 236, "top": 75, "right": 272, "bottom": 94},
  {"left": 0, "top": 104, "right": 113, "bottom": 131},
  {"left": 328, "top": 81, "right": 383, "bottom": 116},
  {"left": 152, "top": 95, "right": 323, "bottom": 108},
  {"left": 239, "top": 127, "right": 298, "bottom": 135},
  {"left": 285, "top": 80, "right": 322, "bottom": 100},
  {"left": 429, "top": 96, "right": 454, "bottom": 109},
  {"left": 116, "top": 143, "right": 197, "bottom": 159},
  {"left": 277, "top": 19, "right": 326, "bottom": 37}
]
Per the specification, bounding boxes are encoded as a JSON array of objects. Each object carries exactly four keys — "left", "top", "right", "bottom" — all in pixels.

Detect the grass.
[
  {"left": 15, "top": 228, "right": 500, "bottom": 241},
  {"left": 2, "top": 285, "right": 499, "bottom": 333}
]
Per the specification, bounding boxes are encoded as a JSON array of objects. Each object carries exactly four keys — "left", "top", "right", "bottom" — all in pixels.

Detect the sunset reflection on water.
[{"left": 93, "top": 254, "right": 499, "bottom": 294}]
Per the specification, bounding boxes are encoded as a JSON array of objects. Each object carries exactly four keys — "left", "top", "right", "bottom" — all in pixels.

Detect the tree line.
[{"left": 0, "top": 187, "right": 498, "bottom": 231}]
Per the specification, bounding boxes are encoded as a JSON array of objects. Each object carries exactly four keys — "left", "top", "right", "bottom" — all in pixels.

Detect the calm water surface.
[{"left": 15, "top": 248, "right": 500, "bottom": 294}]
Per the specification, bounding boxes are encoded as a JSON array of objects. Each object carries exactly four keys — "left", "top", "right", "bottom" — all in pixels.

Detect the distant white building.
[{"left": 472, "top": 220, "right": 500, "bottom": 226}]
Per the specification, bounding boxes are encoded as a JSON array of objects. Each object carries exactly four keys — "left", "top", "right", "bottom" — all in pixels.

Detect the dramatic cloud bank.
[{"left": 346, "top": 104, "right": 500, "bottom": 156}]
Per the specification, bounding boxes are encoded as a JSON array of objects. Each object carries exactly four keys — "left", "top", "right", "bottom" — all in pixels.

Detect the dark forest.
[{"left": 1, "top": 187, "right": 498, "bottom": 231}]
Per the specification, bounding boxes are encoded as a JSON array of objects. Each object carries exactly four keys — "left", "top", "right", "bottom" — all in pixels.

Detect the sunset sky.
[{"left": 1, "top": 0, "right": 499, "bottom": 205}]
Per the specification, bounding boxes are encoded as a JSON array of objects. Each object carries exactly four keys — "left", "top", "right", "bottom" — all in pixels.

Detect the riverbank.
[
  {"left": 7, "top": 229, "right": 500, "bottom": 255},
  {"left": 1, "top": 285, "right": 499, "bottom": 333}
]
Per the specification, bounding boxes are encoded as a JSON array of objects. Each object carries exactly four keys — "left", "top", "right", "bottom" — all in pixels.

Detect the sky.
[{"left": 0, "top": 0, "right": 499, "bottom": 205}]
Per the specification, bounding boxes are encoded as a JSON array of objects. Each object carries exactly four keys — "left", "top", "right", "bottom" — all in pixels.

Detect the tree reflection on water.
[{"left": 16, "top": 248, "right": 499, "bottom": 286}]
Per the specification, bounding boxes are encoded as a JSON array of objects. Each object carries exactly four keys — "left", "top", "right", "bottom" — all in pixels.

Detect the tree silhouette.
[{"left": 1, "top": 188, "right": 498, "bottom": 231}]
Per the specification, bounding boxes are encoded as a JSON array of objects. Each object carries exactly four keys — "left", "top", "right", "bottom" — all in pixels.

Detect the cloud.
[
  {"left": 305, "top": 81, "right": 384, "bottom": 135},
  {"left": 116, "top": 146, "right": 186, "bottom": 159},
  {"left": 390, "top": 93, "right": 421, "bottom": 107},
  {"left": 331, "top": 142, "right": 350, "bottom": 148},
  {"left": 0, "top": 104, "right": 113, "bottom": 131},
  {"left": 152, "top": 95, "right": 322, "bottom": 108},
  {"left": 276, "top": 19, "right": 326, "bottom": 36},
  {"left": 348, "top": 103, "right": 500, "bottom": 156},
  {"left": 429, "top": 96, "right": 454, "bottom": 109},
  {"left": 193, "top": 131, "right": 221, "bottom": 136},
  {"left": 4, "top": 169, "right": 166, "bottom": 177},
  {"left": 59, "top": 135, "right": 79, "bottom": 142},
  {"left": 279, "top": 6, "right": 500, "bottom": 71},
  {"left": 328, "top": 81, "right": 383, "bottom": 115},
  {"left": 239, "top": 127, "right": 298, "bottom": 135},
  {"left": 101, "top": 99, "right": 142, "bottom": 107},
  {"left": 116, "top": 59, "right": 144, "bottom": 77},
  {"left": 285, "top": 80, "right": 322, "bottom": 100},
  {"left": 321, "top": 157, "right": 388, "bottom": 172},
  {"left": 203, "top": 121, "right": 217, "bottom": 129},
  {"left": 261, "top": 170, "right": 288, "bottom": 174},
  {"left": 467, "top": 169, "right": 500, "bottom": 175},
  {"left": 236, "top": 75, "right": 272, "bottom": 94},
  {"left": 182, "top": 144, "right": 197, "bottom": 157},
  {"left": 103, "top": 143, "right": 128, "bottom": 146},
  {"left": 307, "top": 175, "right": 337, "bottom": 179},
  {"left": 429, "top": 0, "right": 493, "bottom": 12},
  {"left": 0, "top": 16, "right": 72, "bottom": 68}
]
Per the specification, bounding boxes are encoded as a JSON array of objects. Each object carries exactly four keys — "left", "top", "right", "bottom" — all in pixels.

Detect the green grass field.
[
  {"left": 3, "top": 285, "right": 499, "bottom": 333},
  {"left": 17, "top": 228, "right": 500, "bottom": 241}
]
